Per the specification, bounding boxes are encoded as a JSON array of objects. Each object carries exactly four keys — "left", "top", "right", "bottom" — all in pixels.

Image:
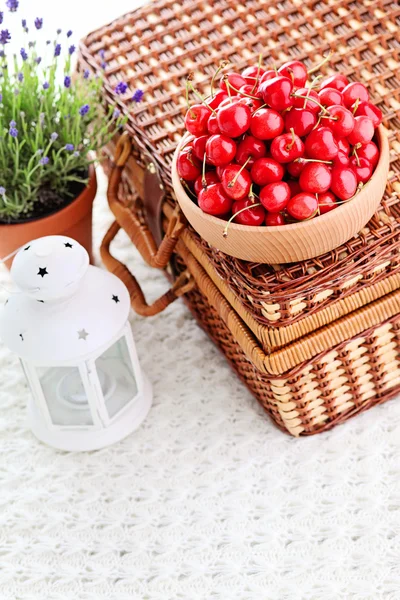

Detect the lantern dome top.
[{"left": 0, "top": 236, "right": 131, "bottom": 365}]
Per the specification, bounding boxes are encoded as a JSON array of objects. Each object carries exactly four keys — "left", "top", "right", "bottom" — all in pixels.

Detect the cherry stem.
[
  {"left": 248, "top": 183, "right": 258, "bottom": 202},
  {"left": 286, "top": 127, "right": 296, "bottom": 150},
  {"left": 292, "top": 93, "right": 329, "bottom": 114},
  {"left": 250, "top": 53, "right": 263, "bottom": 94},
  {"left": 210, "top": 61, "right": 229, "bottom": 99},
  {"left": 188, "top": 80, "right": 217, "bottom": 115},
  {"left": 181, "top": 179, "right": 197, "bottom": 200},
  {"left": 320, "top": 115, "right": 338, "bottom": 121},
  {"left": 225, "top": 78, "right": 259, "bottom": 100},
  {"left": 202, "top": 152, "right": 207, "bottom": 187},
  {"left": 223, "top": 203, "right": 263, "bottom": 237},
  {"left": 353, "top": 146, "right": 360, "bottom": 167},
  {"left": 252, "top": 103, "right": 268, "bottom": 115},
  {"left": 294, "top": 158, "right": 333, "bottom": 164},
  {"left": 352, "top": 98, "right": 360, "bottom": 115},
  {"left": 185, "top": 80, "right": 196, "bottom": 119},
  {"left": 228, "top": 157, "right": 252, "bottom": 187},
  {"left": 307, "top": 50, "right": 333, "bottom": 75}
]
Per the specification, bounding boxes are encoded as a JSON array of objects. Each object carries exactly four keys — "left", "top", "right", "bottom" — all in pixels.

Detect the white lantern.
[{"left": 0, "top": 236, "right": 152, "bottom": 451}]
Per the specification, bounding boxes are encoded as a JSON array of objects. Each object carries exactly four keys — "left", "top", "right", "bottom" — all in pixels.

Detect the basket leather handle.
[
  {"left": 101, "top": 220, "right": 195, "bottom": 316},
  {"left": 107, "top": 131, "right": 185, "bottom": 269}
]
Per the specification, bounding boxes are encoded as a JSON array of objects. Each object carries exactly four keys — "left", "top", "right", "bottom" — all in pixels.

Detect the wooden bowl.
[{"left": 172, "top": 126, "right": 389, "bottom": 264}]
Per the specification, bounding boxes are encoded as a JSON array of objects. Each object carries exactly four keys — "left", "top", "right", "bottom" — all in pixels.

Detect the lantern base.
[{"left": 27, "top": 374, "right": 153, "bottom": 451}]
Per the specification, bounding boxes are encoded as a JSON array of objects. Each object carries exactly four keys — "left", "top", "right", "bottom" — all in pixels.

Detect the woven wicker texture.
[{"left": 79, "top": 0, "right": 400, "bottom": 335}]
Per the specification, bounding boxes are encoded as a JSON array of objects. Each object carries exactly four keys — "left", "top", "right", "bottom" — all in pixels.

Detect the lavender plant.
[{"left": 0, "top": 4, "right": 139, "bottom": 221}]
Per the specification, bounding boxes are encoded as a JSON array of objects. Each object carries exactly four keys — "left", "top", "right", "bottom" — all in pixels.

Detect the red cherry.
[
  {"left": 198, "top": 183, "right": 233, "bottom": 215},
  {"left": 318, "top": 191, "right": 337, "bottom": 214},
  {"left": 318, "top": 87, "right": 343, "bottom": 107},
  {"left": 177, "top": 149, "right": 201, "bottom": 181},
  {"left": 299, "top": 162, "right": 332, "bottom": 194},
  {"left": 320, "top": 73, "right": 349, "bottom": 92},
  {"left": 305, "top": 127, "right": 338, "bottom": 160},
  {"left": 353, "top": 101, "right": 383, "bottom": 128},
  {"left": 232, "top": 199, "right": 265, "bottom": 225},
  {"left": 284, "top": 108, "right": 316, "bottom": 137},
  {"left": 287, "top": 193, "right": 318, "bottom": 220},
  {"left": 207, "top": 91, "right": 229, "bottom": 109},
  {"left": 258, "top": 75, "right": 294, "bottom": 111},
  {"left": 287, "top": 179, "right": 302, "bottom": 197},
  {"left": 194, "top": 171, "right": 220, "bottom": 196},
  {"left": 324, "top": 105, "right": 354, "bottom": 137},
  {"left": 207, "top": 113, "right": 220, "bottom": 135},
  {"left": 221, "top": 164, "right": 252, "bottom": 200},
  {"left": 337, "top": 138, "right": 350, "bottom": 155},
  {"left": 342, "top": 82, "right": 369, "bottom": 108},
  {"left": 347, "top": 116, "right": 374, "bottom": 145},
  {"left": 184, "top": 104, "right": 210, "bottom": 137},
  {"left": 251, "top": 157, "right": 284, "bottom": 185},
  {"left": 259, "top": 69, "right": 278, "bottom": 84},
  {"left": 292, "top": 88, "right": 320, "bottom": 113},
  {"left": 220, "top": 72, "right": 248, "bottom": 94},
  {"left": 265, "top": 212, "right": 285, "bottom": 226},
  {"left": 237, "top": 96, "right": 264, "bottom": 113},
  {"left": 219, "top": 96, "right": 240, "bottom": 109},
  {"left": 192, "top": 135, "right": 209, "bottom": 161},
  {"left": 216, "top": 166, "right": 225, "bottom": 179},
  {"left": 250, "top": 107, "right": 284, "bottom": 140},
  {"left": 349, "top": 156, "right": 373, "bottom": 183},
  {"left": 270, "top": 131, "right": 304, "bottom": 163},
  {"left": 236, "top": 135, "right": 266, "bottom": 167},
  {"left": 241, "top": 65, "right": 266, "bottom": 85},
  {"left": 287, "top": 159, "right": 305, "bottom": 177},
  {"left": 278, "top": 60, "right": 308, "bottom": 87},
  {"left": 330, "top": 166, "right": 358, "bottom": 200},
  {"left": 357, "top": 141, "right": 379, "bottom": 167},
  {"left": 259, "top": 181, "right": 291, "bottom": 212},
  {"left": 239, "top": 84, "right": 258, "bottom": 96},
  {"left": 206, "top": 134, "right": 237, "bottom": 166},
  {"left": 217, "top": 102, "right": 251, "bottom": 137},
  {"left": 334, "top": 151, "right": 350, "bottom": 167}
]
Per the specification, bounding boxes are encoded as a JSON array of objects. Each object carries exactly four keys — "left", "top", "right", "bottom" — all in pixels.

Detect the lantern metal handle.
[{"left": 101, "top": 221, "right": 195, "bottom": 317}]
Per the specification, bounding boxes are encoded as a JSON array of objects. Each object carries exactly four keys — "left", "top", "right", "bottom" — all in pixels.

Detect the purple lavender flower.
[
  {"left": 67, "top": 30, "right": 72, "bottom": 37},
  {"left": 68, "top": 44, "right": 75, "bottom": 55},
  {"left": 79, "top": 104, "right": 89, "bottom": 116},
  {"left": 113, "top": 109, "right": 120, "bottom": 118},
  {"left": 37, "top": 149, "right": 43, "bottom": 155},
  {"left": 0, "top": 12, "right": 3, "bottom": 25},
  {"left": 39, "top": 113, "right": 45, "bottom": 124},
  {"left": 17, "top": 72, "right": 23, "bottom": 82},
  {"left": 34, "top": 17, "right": 43, "bottom": 30},
  {"left": 9, "top": 126, "right": 18, "bottom": 138},
  {"left": 43, "top": 81, "right": 49, "bottom": 90},
  {"left": 20, "top": 47, "right": 28, "bottom": 60},
  {"left": 131, "top": 89, "right": 144, "bottom": 102},
  {"left": 21, "top": 19, "right": 26, "bottom": 28},
  {"left": 39, "top": 156, "right": 49, "bottom": 166},
  {"left": 73, "top": 151, "right": 80, "bottom": 157},
  {"left": 0, "top": 94, "right": 2, "bottom": 102},
  {"left": 57, "top": 28, "right": 61, "bottom": 34},
  {"left": 50, "top": 132, "right": 58, "bottom": 141},
  {"left": 35, "top": 57, "right": 41, "bottom": 64},
  {"left": 65, "top": 143, "right": 74, "bottom": 151},
  {"left": 0, "top": 30, "right": 11, "bottom": 45},
  {"left": 9, "top": 120, "right": 16, "bottom": 127},
  {"left": 6, "top": 0, "right": 18, "bottom": 12},
  {"left": 83, "top": 69, "right": 90, "bottom": 79},
  {"left": 14, "top": 88, "right": 19, "bottom": 96},
  {"left": 64, "top": 76, "right": 71, "bottom": 88},
  {"left": 115, "top": 81, "right": 128, "bottom": 95},
  {"left": 54, "top": 43, "right": 61, "bottom": 57},
  {"left": 46, "top": 40, "right": 50, "bottom": 45},
  {"left": 0, "top": 186, "right": 5, "bottom": 196},
  {"left": 28, "top": 41, "right": 35, "bottom": 48},
  {"left": 99, "top": 49, "right": 105, "bottom": 59}
]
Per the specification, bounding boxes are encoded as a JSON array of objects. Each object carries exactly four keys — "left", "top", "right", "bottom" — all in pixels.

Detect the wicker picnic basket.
[{"left": 79, "top": 0, "right": 400, "bottom": 436}]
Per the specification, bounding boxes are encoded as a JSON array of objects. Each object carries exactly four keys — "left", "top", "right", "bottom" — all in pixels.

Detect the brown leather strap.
[
  {"left": 101, "top": 221, "right": 195, "bottom": 316},
  {"left": 107, "top": 132, "right": 186, "bottom": 269}
]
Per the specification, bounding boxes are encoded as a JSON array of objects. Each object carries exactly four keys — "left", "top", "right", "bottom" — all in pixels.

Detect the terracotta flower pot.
[{"left": 0, "top": 167, "right": 97, "bottom": 269}]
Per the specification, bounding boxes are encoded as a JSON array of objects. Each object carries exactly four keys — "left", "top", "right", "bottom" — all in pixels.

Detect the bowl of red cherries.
[{"left": 172, "top": 56, "right": 389, "bottom": 264}]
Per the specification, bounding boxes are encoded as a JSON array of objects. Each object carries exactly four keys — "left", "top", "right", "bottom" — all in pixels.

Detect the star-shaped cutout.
[
  {"left": 24, "top": 245, "right": 30, "bottom": 251},
  {"left": 77, "top": 329, "right": 89, "bottom": 341},
  {"left": 38, "top": 267, "right": 48, "bottom": 278},
  {"left": 64, "top": 242, "right": 73, "bottom": 248},
  {"left": 112, "top": 295, "right": 120, "bottom": 304},
  {"left": 19, "top": 333, "right": 24, "bottom": 341}
]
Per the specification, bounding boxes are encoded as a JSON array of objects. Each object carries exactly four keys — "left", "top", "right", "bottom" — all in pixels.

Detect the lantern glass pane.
[
  {"left": 95, "top": 336, "right": 138, "bottom": 419},
  {"left": 37, "top": 366, "right": 94, "bottom": 426}
]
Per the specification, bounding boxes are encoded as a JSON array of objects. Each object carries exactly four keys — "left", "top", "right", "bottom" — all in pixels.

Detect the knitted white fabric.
[{"left": 1, "top": 168, "right": 400, "bottom": 600}]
